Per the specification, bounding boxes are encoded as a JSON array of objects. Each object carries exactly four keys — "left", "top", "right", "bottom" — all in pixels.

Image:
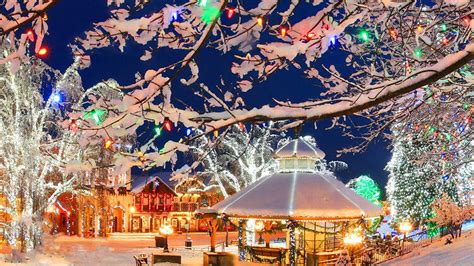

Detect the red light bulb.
[
  {"left": 389, "top": 28, "right": 397, "bottom": 38},
  {"left": 69, "top": 120, "right": 78, "bottom": 132},
  {"left": 463, "top": 16, "right": 471, "bottom": 25},
  {"left": 442, "top": 37, "right": 449, "bottom": 45},
  {"left": 227, "top": 8, "right": 234, "bottom": 19},
  {"left": 26, "top": 29, "right": 35, "bottom": 42},
  {"left": 164, "top": 119, "right": 172, "bottom": 132}
]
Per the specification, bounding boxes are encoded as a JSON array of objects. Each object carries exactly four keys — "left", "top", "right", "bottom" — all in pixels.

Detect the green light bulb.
[
  {"left": 154, "top": 126, "right": 161, "bottom": 136},
  {"left": 440, "top": 23, "right": 447, "bottom": 32},
  {"left": 201, "top": 7, "right": 221, "bottom": 24},
  {"left": 414, "top": 48, "right": 423, "bottom": 58},
  {"left": 359, "top": 30, "right": 370, "bottom": 42}
]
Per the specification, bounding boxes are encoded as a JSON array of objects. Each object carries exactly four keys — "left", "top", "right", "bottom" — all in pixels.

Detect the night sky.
[{"left": 40, "top": 0, "right": 392, "bottom": 195}]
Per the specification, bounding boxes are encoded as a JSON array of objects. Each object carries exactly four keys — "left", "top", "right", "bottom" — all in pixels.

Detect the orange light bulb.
[{"left": 37, "top": 47, "right": 48, "bottom": 56}]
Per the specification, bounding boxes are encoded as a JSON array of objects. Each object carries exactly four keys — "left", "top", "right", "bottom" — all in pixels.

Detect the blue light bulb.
[{"left": 52, "top": 93, "right": 61, "bottom": 103}]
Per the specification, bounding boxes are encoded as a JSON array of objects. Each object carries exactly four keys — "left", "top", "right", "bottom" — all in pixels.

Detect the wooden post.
[
  {"left": 264, "top": 221, "right": 273, "bottom": 248},
  {"left": 288, "top": 220, "right": 297, "bottom": 266},
  {"left": 238, "top": 219, "right": 247, "bottom": 261},
  {"left": 207, "top": 218, "right": 219, "bottom": 252}
]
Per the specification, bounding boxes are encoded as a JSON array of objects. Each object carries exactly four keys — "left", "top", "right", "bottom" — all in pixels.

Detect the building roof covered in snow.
[
  {"left": 131, "top": 173, "right": 177, "bottom": 195},
  {"left": 198, "top": 138, "right": 382, "bottom": 221},
  {"left": 275, "top": 138, "right": 325, "bottom": 159}
]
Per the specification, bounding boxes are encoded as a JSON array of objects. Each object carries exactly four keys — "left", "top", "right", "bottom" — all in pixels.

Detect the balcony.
[{"left": 172, "top": 203, "right": 199, "bottom": 212}]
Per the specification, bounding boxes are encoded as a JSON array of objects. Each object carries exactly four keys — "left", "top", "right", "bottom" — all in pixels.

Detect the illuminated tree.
[
  {"left": 0, "top": 45, "right": 86, "bottom": 251},
  {"left": 346, "top": 175, "right": 381, "bottom": 205},
  {"left": 386, "top": 125, "right": 461, "bottom": 225},
  {"left": 179, "top": 123, "right": 280, "bottom": 198},
  {"left": 1, "top": 1, "right": 471, "bottom": 172}
]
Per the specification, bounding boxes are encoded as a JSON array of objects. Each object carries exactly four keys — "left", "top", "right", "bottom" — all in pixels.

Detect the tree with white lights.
[
  {"left": 183, "top": 123, "right": 279, "bottom": 198},
  {"left": 386, "top": 125, "right": 461, "bottom": 225},
  {"left": 0, "top": 43, "right": 96, "bottom": 252},
  {"left": 0, "top": 1, "right": 472, "bottom": 253},
  {"left": 1, "top": 0, "right": 471, "bottom": 175}
]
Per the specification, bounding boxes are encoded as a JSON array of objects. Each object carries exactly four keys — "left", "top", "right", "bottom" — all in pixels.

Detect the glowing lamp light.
[
  {"left": 37, "top": 47, "right": 48, "bottom": 56},
  {"left": 171, "top": 11, "right": 179, "bottom": 22},
  {"left": 359, "top": 30, "right": 370, "bottom": 42},
  {"left": 463, "top": 16, "right": 471, "bottom": 25},
  {"left": 186, "top": 128, "right": 192, "bottom": 136},
  {"left": 154, "top": 125, "right": 162, "bottom": 136},
  {"left": 440, "top": 23, "right": 448, "bottom": 32},
  {"left": 227, "top": 8, "right": 234, "bottom": 19},
  {"left": 213, "top": 130, "right": 219, "bottom": 138},
  {"left": 69, "top": 120, "right": 79, "bottom": 132},
  {"left": 85, "top": 109, "right": 106, "bottom": 125},
  {"left": 399, "top": 222, "right": 413, "bottom": 234},
  {"left": 442, "top": 174, "right": 450, "bottom": 181},
  {"left": 202, "top": 7, "right": 221, "bottom": 24},
  {"left": 163, "top": 119, "right": 172, "bottom": 132},
  {"left": 257, "top": 17, "right": 264, "bottom": 26},
  {"left": 129, "top": 206, "right": 136, "bottom": 213},
  {"left": 306, "top": 32, "right": 316, "bottom": 40},
  {"left": 389, "top": 28, "right": 397, "bottom": 38},
  {"left": 104, "top": 139, "right": 114, "bottom": 149},
  {"left": 442, "top": 37, "right": 449, "bottom": 45},
  {"left": 159, "top": 223, "right": 174, "bottom": 236},
  {"left": 417, "top": 25, "right": 423, "bottom": 33},
  {"left": 343, "top": 232, "right": 363, "bottom": 245},
  {"left": 26, "top": 29, "right": 35, "bottom": 42},
  {"left": 280, "top": 26, "right": 288, "bottom": 37},
  {"left": 52, "top": 93, "right": 62, "bottom": 103},
  {"left": 414, "top": 48, "right": 423, "bottom": 58},
  {"left": 255, "top": 221, "right": 265, "bottom": 232}
]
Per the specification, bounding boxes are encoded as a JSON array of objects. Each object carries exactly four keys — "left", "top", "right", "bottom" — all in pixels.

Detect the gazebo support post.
[
  {"left": 207, "top": 218, "right": 219, "bottom": 252},
  {"left": 264, "top": 221, "right": 273, "bottom": 248},
  {"left": 238, "top": 219, "right": 247, "bottom": 261},
  {"left": 288, "top": 220, "right": 297, "bottom": 266}
]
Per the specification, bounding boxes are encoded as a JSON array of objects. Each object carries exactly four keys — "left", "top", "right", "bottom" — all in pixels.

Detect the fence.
[{"left": 353, "top": 227, "right": 449, "bottom": 265}]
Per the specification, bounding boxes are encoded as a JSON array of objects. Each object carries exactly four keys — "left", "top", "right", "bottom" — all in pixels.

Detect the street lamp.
[
  {"left": 343, "top": 230, "right": 363, "bottom": 262},
  {"left": 399, "top": 222, "right": 412, "bottom": 249},
  {"left": 159, "top": 223, "right": 174, "bottom": 253}
]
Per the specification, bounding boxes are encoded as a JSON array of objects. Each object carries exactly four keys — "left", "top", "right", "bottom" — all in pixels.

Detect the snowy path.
[{"left": 383, "top": 230, "right": 474, "bottom": 266}]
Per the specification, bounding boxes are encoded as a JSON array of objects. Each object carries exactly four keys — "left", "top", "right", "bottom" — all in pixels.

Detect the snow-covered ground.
[
  {"left": 3, "top": 227, "right": 473, "bottom": 265},
  {"left": 383, "top": 229, "right": 474, "bottom": 266},
  {"left": 2, "top": 232, "right": 239, "bottom": 266}
]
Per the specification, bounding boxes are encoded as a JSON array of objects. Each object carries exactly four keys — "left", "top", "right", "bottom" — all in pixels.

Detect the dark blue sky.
[{"left": 41, "top": 0, "right": 392, "bottom": 194}]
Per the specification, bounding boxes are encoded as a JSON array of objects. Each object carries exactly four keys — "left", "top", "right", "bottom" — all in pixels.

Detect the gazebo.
[{"left": 197, "top": 138, "right": 382, "bottom": 265}]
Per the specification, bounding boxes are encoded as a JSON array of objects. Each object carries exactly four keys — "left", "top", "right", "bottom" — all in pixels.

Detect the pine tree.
[{"left": 386, "top": 132, "right": 459, "bottom": 225}]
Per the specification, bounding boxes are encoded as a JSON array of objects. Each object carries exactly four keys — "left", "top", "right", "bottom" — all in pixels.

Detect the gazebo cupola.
[{"left": 275, "top": 137, "right": 326, "bottom": 173}]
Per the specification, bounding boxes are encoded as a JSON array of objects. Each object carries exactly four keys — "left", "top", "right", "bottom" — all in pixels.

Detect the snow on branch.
[{"left": 193, "top": 44, "right": 474, "bottom": 127}]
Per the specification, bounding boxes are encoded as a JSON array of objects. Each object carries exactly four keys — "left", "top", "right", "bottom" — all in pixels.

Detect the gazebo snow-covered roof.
[
  {"left": 275, "top": 138, "right": 326, "bottom": 159},
  {"left": 199, "top": 172, "right": 381, "bottom": 220},
  {"left": 198, "top": 137, "right": 382, "bottom": 221}
]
